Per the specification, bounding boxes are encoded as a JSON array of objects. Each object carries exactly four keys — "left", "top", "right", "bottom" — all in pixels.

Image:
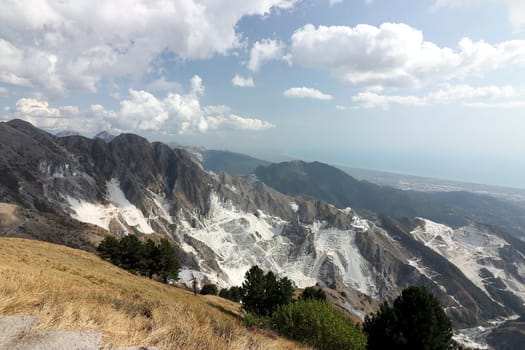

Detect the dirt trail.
[
  {"left": 0, "top": 203, "right": 21, "bottom": 230},
  {"left": 0, "top": 315, "right": 159, "bottom": 350}
]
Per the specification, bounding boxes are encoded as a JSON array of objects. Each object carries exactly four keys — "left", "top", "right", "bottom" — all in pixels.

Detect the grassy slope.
[{"left": 0, "top": 237, "right": 306, "bottom": 350}]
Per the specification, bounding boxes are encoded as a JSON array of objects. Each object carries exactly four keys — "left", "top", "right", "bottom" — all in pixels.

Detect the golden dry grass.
[{"left": 0, "top": 237, "right": 308, "bottom": 350}]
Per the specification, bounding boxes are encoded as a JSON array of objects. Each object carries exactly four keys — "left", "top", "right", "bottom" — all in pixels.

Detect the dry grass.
[{"left": 0, "top": 237, "right": 308, "bottom": 350}]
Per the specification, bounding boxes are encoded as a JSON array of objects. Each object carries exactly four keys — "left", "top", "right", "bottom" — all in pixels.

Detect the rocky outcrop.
[{"left": 1, "top": 119, "right": 524, "bottom": 336}]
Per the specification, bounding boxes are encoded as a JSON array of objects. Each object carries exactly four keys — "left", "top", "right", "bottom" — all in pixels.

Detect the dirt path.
[
  {"left": 0, "top": 203, "right": 22, "bottom": 232},
  {"left": 0, "top": 315, "right": 159, "bottom": 350}
]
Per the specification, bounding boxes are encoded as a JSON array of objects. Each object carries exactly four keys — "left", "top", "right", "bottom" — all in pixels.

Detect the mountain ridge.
[
  {"left": 254, "top": 160, "right": 525, "bottom": 237},
  {"left": 1, "top": 120, "right": 524, "bottom": 346}
]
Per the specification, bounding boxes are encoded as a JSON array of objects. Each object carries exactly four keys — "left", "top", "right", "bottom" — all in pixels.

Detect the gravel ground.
[{"left": 0, "top": 315, "right": 159, "bottom": 350}]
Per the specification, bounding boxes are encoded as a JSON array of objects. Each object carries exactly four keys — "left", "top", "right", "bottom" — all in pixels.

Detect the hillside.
[
  {"left": 1, "top": 120, "right": 525, "bottom": 347},
  {"left": 255, "top": 161, "right": 525, "bottom": 236},
  {"left": 0, "top": 237, "right": 305, "bottom": 350},
  {"left": 202, "top": 150, "right": 271, "bottom": 176}
]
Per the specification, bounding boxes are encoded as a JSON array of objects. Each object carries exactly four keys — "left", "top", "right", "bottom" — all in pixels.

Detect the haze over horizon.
[{"left": 1, "top": 0, "right": 525, "bottom": 189}]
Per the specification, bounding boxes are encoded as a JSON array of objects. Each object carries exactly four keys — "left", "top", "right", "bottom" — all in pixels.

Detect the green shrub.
[
  {"left": 243, "top": 313, "right": 272, "bottom": 329},
  {"left": 200, "top": 283, "right": 219, "bottom": 295},
  {"left": 271, "top": 300, "right": 367, "bottom": 350},
  {"left": 301, "top": 286, "right": 327, "bottom": 302},
  {"left": 219, "top": 286, "right": 241, "bottom": 302}
]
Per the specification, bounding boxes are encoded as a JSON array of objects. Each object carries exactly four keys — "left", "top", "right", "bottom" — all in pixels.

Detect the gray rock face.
[{"left": 1, "top": 120, "right": 525, "bottom": 336}]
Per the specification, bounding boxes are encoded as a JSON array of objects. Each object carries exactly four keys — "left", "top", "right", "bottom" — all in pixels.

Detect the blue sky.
[{"left": 1, "top": 0, "right": 525, "bottom": 188}]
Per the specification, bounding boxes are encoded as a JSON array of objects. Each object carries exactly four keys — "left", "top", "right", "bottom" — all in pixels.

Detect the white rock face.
[
  {"left": 67, "top": 179, "right": 154, "bottom": 234},
  {"left": 411, "top": 218, "right": 525, "bottom": 302},
  {"left": 176, "top": 192, "right": 377, "bottom": 294}
]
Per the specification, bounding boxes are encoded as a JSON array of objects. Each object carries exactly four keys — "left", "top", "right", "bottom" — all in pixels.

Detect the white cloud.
[
  {"left": 248, "top": 39, "right": 285, "bottom": 72},
  {"left": 0, "top": 86, "right": 7, "bottom": 96},
  {"left": 329, "top": 0, "right": 344, "bottom": 6},
  {"left": 0, "top": 0, "right": 296, "bottom": 94},
  {"left": 145, "top": 77, "right": 182, "bottom": 93},
  {"left": 433, "top": 0, "right": 525, "bottom": 31},
  {"left": 5, "top": 97, "right": 113, "bottom": 133},
  {"left": 291, "top": 23, "right": 525, "bottom": 89},
  {"left": 3, "top": 76, "right": 274, "bottom": 134},
  {"left": 352, "top": 84, "right": 522, "bottom": 109},
  {"left": 283, "top": 87, "right": 333, "bottom": 100},
  {"left": 207, "top": 114, "right": 275, "bottom": 131},
  {"left": 231, "top": 74, "right": 255, "bottom": 87}
]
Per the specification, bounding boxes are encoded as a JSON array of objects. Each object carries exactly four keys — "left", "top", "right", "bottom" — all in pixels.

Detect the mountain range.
[{"left": 1, "top": 119, "right": 524, "bottom": 349}]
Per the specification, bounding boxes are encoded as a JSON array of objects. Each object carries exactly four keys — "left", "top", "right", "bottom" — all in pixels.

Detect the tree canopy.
[
  {"left": 240, "top": 265, "right": 294, "bottom": 317},
  {"left": 97, "top": 236, "right": 180, "bottom": 283},
  {"left": 363, "top": 285, "right": 453, "bottom": 350}
]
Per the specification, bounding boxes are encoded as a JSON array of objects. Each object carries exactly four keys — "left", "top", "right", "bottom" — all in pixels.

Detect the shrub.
[
  {"left": 200, "top": 283, "right": 219, "bottom": 295},
  {"left": 300, "top": 286, "right": 327, "bottom": 302},
  {"left": 271, "top": 300, "right": 367, "bottom": 350},
  {"left": 219, "top": 286, "right": 241, "bottom": 302}
]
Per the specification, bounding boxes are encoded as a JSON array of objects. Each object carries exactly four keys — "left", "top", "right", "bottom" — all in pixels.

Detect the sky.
[{"left": 1, "top": 0, "right": 525, "bottom": 188}]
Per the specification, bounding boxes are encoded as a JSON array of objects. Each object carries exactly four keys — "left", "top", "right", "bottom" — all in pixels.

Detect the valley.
[{"left": 0, "top": 119, "right": 524, "bottom": 349}]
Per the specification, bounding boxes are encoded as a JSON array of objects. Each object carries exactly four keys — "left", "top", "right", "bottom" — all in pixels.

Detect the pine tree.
[
  {"left": 241, "top": 265, "right": 267, "bottom": 315},
  {"left": 118, "top": 235, "right": 143, "bottom": 271},
  {"left": 140, "top": 238, "right": 160, "bottom": 278},
  {"left": 363, "top": 285, "right": 453, "bottom": 350},
  {"left": 157, "top": 239, "right": 180, "bottom": 283},
  {"left": 96, "top": 236, "right": 120, "bottom": 264},
  {"left": 241, "top": 266, "right": 295, "bottom": 316}
]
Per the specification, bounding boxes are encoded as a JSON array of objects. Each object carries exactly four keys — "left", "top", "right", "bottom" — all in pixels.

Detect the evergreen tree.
[
  {"left": 157, "top": 239, "right": 180, "bottom": 283},
  {"left": 276, "top": 276, "right": 294, "bottom": 307},
  {"left": 241, "top": 265, "right": 267, "bottom": 315},
  {"left": 363, "top": 285, "right": 453, "bottom": 350},
  {"left": 241, "top": 266, "right": 294, "bottom": 316},
  {"left": 96, "top": 236, "right": 120, "bottom": 265},
  {"left": 140, "top": 238, "right": 160, "bottom": 278},
  {"left": 118, "top": 235, "right": 143, "bottom": 271}
]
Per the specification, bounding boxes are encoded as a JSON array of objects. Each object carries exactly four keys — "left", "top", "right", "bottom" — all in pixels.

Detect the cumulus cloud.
[
  {"left": 145, "top": 77, "right": 182, "bottom": 93},
  {"left": 283, "top": 87, "right": 333, "bottom": 100},
  {"left": 0, "top": 0, "right": 296, "bottom": 94},
  {"left": 329, "top": 0, "right": 344, "bottom": 6},
  {"left": 5, "top": 98, "right": 113, "bottom": 132},
  {"left": 433, "top": 0, "right": 525, "bottom": 31},
  {"left": 3, "top": 76, "right": 274, "bottom": 134},
  {"left": 232, "top": 74, "right": 255, "bottom": 87},
  {"left": 0, "top": 86, "right": 7, "bottom": 96},
  {"left": 247, "top": 39, "right": 285, "bottom": 72},
  {"left": 291, "top": 23, "right": 525, "bottom": 89},
  {"left": 351, "top": 84, "right": 522, "bottom": 109}
]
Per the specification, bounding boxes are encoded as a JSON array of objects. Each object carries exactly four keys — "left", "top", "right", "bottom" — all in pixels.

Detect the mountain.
[
  {"left": 199, "top": 149, "right": 271, "bottom": 176},
  {"left": 94, "top": 130, "right": 117, "bottom": 142},
  {"left": 56, "top": 130, "right": 81, "bottom": 137},
  {"left": 1, "top": 120, "right": 524, "bottom": 347},
  {"left": 254, "top": 160, "right": 525, "bottom": 237}
]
